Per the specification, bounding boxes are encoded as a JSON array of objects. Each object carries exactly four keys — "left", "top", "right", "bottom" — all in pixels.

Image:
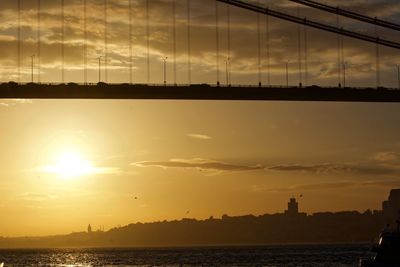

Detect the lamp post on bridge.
[
  {"left": 162, "top": 56, "right": 168, "bottom": 86},
  {"left": 30, "top": 55, "right": 35, "bottom": 83},
  {"left": 343, "top": 62, "right": 347, "bottom": 88},
  {"left": 286, "top": 60, "right": 290, "bottom": 88},
  {"left": 225, "top": 57, "right": 230, "bottom": 87},
  {"left": 98, "top": 56, "right": 102, "bottom": 83}
]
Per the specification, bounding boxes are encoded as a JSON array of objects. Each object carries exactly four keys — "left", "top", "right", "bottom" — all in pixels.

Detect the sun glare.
[{"left": 43, "top": 152, "right": 95, "bottom": 179}]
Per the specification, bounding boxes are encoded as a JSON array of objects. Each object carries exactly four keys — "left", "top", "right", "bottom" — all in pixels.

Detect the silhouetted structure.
[
  {"left": 1, "top": 83, "right": 400, "bottom": 102},
  {"left": 285, "top": 198, "right": 299, "bottom": 216},
  {"left": 0, "top": 190, "right": 398, "bottom": 248},
  {"left": 382, "top": 189, "right": 400, "bottom": 222}
]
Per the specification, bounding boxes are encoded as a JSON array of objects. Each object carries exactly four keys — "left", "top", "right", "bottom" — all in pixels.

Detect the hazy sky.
[{"left": 1, "top": 0, "right": 400, "bottom": 237}]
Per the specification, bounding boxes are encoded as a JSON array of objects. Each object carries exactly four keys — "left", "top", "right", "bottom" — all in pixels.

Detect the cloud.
[
  {"left": 131, "top": 151, "right": 400, "bottom": 176},
  {"left": 132, "top": 158, "right": 264, "bottom": 172},
  {"left": 373, "top": 152, "right": 400, "bottom": 165},
  {"left": 17, "top": 192, "right": 57, "bottom": 202},
  {"left": 0, "top": 99, "right": 33, "bottom": 107},
  {"left": 253, "top": 179, "right": 400, "bottom": 193},
  {"left": 267, "top": 163, "right": 396, "bottom": 176},
  {"left": 187, "top": 134, "right": 212, "bottom": 140}
]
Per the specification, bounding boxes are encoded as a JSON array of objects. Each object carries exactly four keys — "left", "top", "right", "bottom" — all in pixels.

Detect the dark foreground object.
[
  {"left": 360, "top": 231, "right": 400, "bottom": 267},
  {"left": 2, "top": 83, "right": 400, "bottom": 102}
]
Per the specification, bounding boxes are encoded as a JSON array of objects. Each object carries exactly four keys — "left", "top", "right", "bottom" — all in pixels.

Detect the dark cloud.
[
  {"left": 267, "top": 163, "right": 397, "bottom": 176},
  {"left": 132, "top": 158, "right": 265, "bottom": 172},
  {"left": 255, "top": 179, "right": 400, "bottom": 192},
  {"left": 132, "top": 150, "right": 400, "bottom": 176}
]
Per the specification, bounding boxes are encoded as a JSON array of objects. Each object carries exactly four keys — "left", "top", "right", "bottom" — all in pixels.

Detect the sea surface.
[{"left": 0, "top": 244, "right": 374, "bottom": 267}]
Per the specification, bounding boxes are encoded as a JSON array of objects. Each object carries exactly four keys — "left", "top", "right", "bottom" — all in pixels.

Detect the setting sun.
[{"left": 42, "top": 152, "right": 95, "bottom": 179}]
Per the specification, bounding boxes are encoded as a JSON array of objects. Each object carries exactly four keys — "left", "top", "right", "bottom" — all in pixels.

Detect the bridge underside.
[{"left": 1, "top": 84, "right": 400, "bottom": 102}]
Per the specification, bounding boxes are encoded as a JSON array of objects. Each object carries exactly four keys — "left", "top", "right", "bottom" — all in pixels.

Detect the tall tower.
[
  {"left": 87, "top": 224, "right": 92, "bottom": 233},
  {"left": 285, "top": 198, "right": 299, "bottom": 216}
]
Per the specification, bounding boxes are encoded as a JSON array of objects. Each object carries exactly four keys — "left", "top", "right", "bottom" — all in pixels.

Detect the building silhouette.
[
  {"left": 382, "top": 189, "right": 400, "bottom": 221},
  {"left": 285, "top": 198, "right": 299, "bottom": 216},
  {"left": 87, "top": 224, "right": 92, "bottom": 234}
]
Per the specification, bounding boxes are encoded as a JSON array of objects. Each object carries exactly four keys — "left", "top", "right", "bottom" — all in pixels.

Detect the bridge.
[{"left": 1, "top": 0, "right": 400, "bottom": 102}]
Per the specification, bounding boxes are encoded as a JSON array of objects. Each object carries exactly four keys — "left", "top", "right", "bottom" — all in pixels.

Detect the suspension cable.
[
  {"left": 297, "top": 7, "right": 302, "bottom": 87},
  {"left": 257, "top": 2, "right": 261, "bottom": 86},
  {"left": 61, "top": 0, "right": 65, "bottom": 83},
  {"left": 265, "top": 13, "right": 270, "bottom": 86},
  {"left": 217, "top": 0, "right": 400, "bottom": 50},
  {"left": 172, "top": 0, "right": 177, "bottom": 85},
  {"left": 336, "top": 14, "right": 341, "bottom": 87},
  {"left": 304, "top": 23, "right": 308, "bottom": 87},
  {"left": 146, "top": 0, "right": 150, "bottom": 83},
  {"left": 215, "top": 0, "right": 220, "bottom": 86},
  {"left": 187, "top": 0, "right": 191, "bottom": 84},
  {"left": 289, "top": 0, "right": 400, "bottom": 32},
  {"left": 104, "top": 0, "right": 108, "bottom": 83},
  {"left": 83, "top": 0, "right": 87, "bottom": 84},
  {"left": 17, "top": 0, "right": 21, "bottom": 82},
  {"left": 341, "top": 34, "right": 345, "bottom": 87},
  {"left": 37, "top": 0, "right": 41, "bottom": 83},
  {"left": 129, "top": 0, "right": 133, "bottom": 84},
  {"left": 376, "top": 42, "right": 380, "bottom": 88},
  {"left": 227, "top": 4, "right": 231, "bottom": 85}
]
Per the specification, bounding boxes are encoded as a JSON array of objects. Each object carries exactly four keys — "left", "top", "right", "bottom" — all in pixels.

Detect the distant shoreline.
[{"left": 0, "top": 242, "right": 372, "bottom": 250}]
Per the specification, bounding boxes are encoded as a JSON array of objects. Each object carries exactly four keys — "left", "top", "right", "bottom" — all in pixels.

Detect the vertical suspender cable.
[
  {"left": 61, "top": 0, "right": 65, "bottom": 83},
  {"left": 336, "top": 15, "right": 341, "bottom": 87},
  {"left": 38, "top": 0, "right": 41, "bottom": 83},
  {"left": 376, "top": 42, "right": 380, "bottom": 88},
  {"left": 187, "top": 0, "right": 191, "bottom": 84},
  {"left": 375, "top": 25, "right": 380, "bottom": 89},
  {"left": 104, "top": 0, "right": 108, "bottom": 83},
  {"left": 146, "top": 0, "right": 150, "bottom": 83},
  {"left": 341, "top": 33, "right": 345, "bottom": 87},
  {"left": 129, "top": 0, "right": 133, "bottom": 84},
  {"left": 303, "top": 23, "right": 308, "bottom": 87},
  {"left": 172, "top": 0, "right": 177, "bottom": 85},
  {"left": 17, "top": 0, "right": 21, "bottom": 82},
  {"left": 265, "top": 13, "right": 270, "bottom": 86},
  {"left": 83, "top": 0, "right": 87, "bottom": 84},
  {"left": 257, "top": 6, "right": 261, "bottom": 86},
  {"left": 215, "top": 0, "right": 220, "bottom": 86},
  {"left": 297, "top": 8, "right": 302, "bottom": 87},
  {"left": 227, "top": 4, "right": 231, "bottom": 85}
]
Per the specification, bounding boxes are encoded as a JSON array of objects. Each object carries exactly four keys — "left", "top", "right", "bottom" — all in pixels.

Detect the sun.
[{"left": 43, "top": 152, "right": 95, "bottom": 179}]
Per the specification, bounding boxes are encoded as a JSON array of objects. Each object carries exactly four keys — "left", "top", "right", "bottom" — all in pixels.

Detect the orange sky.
[{"left": 0, "top": 100, "right": 400, "bottom": 236}]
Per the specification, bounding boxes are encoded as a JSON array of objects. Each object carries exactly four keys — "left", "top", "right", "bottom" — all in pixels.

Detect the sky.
[{"left": 1, "top": 0, "right": 400, "bottom": 237}]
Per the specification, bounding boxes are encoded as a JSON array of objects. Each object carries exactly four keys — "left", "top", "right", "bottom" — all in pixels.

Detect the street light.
[
  {"left": 286, "top": 60, "right": 290, "bottom": 87},
  {"left": 162, "top": 56, "right": 168, "bottom": 85},
  {"left": 342, "top": 62, "right": 347, "bottom": 88},
  {"left": 225, "top": 57, "right": 230, "bottom": 87},
  {"left": 30, "top": 55, "right": 35, "bottom": 83},
  {"left": 98, "top": 56, "right": 102, "bottom": 83}
]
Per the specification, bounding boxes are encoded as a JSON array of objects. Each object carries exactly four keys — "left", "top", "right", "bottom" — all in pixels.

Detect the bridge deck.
[{"left": 1, "top": 83, "right": 400, "bottom": 102}]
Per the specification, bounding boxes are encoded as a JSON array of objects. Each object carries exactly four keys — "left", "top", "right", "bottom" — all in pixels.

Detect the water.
[{"left": 0, "top": 244, "right": 373, "bottom": 267}]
